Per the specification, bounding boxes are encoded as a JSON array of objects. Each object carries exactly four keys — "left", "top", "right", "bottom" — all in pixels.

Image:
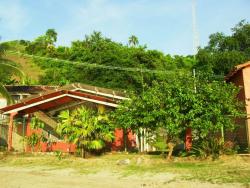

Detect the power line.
[{"left": 7, "top": 50, "right": 191, "bottom": 75}]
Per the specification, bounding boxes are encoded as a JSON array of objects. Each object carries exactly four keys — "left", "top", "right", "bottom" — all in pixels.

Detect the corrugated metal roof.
[{"left": 19, "top": 83, "right": 126, "bottom": 102}]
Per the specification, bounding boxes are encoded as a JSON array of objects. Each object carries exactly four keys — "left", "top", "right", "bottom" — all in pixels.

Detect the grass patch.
[{"left": 0, "top": 153, "right": 249, "bottom": 185}]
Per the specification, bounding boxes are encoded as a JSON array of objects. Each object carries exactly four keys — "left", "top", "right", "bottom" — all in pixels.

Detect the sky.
[{"left": 0, "top": 0, "right": 249, "bottom": 55}]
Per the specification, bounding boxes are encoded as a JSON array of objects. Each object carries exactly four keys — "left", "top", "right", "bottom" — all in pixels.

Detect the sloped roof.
[
  {"left": 0, "top": 83, "right": 127, "bottom": 115},
  {"left": 20, "top": 83, "right": 127, "bottom": 102},
  {"left": 61, "top": 83, "right": 125, "bottom": 98},
  {"left": 225, "top": 61, "right": 250, "bottom": 81}
]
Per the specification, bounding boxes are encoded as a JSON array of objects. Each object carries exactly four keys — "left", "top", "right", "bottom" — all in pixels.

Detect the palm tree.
[
  {"left": 57, "top": 107, "right": 113, "bottom": 158},
  {"left": 45, "top": 29, "right": 57, "bottom": 45},
  {"left": 0, "top": 44, "right": 24, "bottom": 104},
  {"left": 128, "top": 35, "right": 139, "bottom": 47}
]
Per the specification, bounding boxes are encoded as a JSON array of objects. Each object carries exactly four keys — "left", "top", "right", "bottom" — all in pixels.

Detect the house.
[
  {"left": 225, "top": 61, "right": 250, "bottom": 149},
  {"left": 0, "top": 83, "right": 136, "bottom": 152},
  {"left": 0, "top": 85, "right": 58, "bottom": 148}
]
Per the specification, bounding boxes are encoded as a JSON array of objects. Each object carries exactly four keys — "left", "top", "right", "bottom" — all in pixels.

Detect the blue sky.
[{"left": 0, "top": 0, "right": 249, "bottom": 55}]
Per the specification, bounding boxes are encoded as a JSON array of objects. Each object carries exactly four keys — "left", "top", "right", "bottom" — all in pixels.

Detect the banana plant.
[{"left": 57, "top": 107, "right": 114, "bottom": 158}]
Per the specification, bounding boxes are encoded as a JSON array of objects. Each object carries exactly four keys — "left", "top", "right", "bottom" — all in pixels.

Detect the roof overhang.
[
  {"left": 225, "top": 61, "right": 250, "bottom": 81},
  {"left": 0, "top": 90, "right": 119, "bottom": 115}
]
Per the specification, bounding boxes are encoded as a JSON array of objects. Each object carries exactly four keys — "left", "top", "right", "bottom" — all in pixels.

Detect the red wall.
[
  {"left": 111, "top": 128, "right": 136, "bottom": 151},
  {"left": 26, "top": 119, "right": 136, "bottom": 153}
]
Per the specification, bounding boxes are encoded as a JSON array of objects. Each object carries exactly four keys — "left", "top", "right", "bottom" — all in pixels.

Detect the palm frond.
[
  {"left": 0, "top": 84, "right": 14, "bottom": 104},
  {"left": 88, "top": 140, "right": 105, "bottom": 150},
  {"left": 0, "top": 61, "right": 24, "bottom": 79}
]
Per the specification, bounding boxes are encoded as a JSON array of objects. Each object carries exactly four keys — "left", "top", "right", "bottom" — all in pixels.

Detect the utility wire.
[
  {"left": 7, "top": 50, "right": 191, "bottom": 75},
  {"left": 6, "top": 50, "right": 225, "bottom": 80}
]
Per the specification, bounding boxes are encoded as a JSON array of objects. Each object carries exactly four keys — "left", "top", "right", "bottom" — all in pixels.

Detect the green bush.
[{"left": 191, "top": 138, "right": 239, "bottom": 160}]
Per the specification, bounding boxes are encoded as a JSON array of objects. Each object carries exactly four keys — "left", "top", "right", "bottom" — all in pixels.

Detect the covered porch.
[{"left": 0, "top": 83, "right": 136, "bottom": 152}]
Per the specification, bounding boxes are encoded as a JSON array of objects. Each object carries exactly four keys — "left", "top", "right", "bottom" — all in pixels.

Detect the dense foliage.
[
  {"left": 1, "top": 20, "right": 249, "bottom": 89},
  {"left": 0, "top": 42, "right": 24, "bottom": 103},
  {"left": 196, "top": 20, "right": 250, "bottom": 75},
  {"left": 113, "top": 75, "right": 243, "bottom": 158},
  {"left": 1, "top": 20, "right": 249, "bottom": 158},
  {"left": 2, "top": 30, "right": 195, "bottom": 90},
  {"left": 57, "top": 107, "right": 114, "bottom": 158}
]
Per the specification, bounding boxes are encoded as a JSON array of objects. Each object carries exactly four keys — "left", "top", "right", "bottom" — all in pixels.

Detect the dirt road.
[{"left": 0, "top": 166, "right": 244, "bottom": 188}]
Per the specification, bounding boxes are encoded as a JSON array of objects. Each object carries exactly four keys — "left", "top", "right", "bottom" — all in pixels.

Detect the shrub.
[{"left": 191, "top": 138, "right": 238, "bottom": 159}]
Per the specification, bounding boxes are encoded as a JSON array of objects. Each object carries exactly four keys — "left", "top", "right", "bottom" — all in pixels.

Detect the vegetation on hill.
[
  {"left": 2, "top": 20, "right": 249, "bottom": 90},
  {"left": 196, "top": 20, "right": 250, "bottom": 75},
  {"left": 0, "top": 43, "right": 24, "bottom": 103},
  {"left": 1, "top": 30, "right": 196, "bottom": 90},
  {"left": 0, "top": 20, "right": 249, "bottom": 157}
]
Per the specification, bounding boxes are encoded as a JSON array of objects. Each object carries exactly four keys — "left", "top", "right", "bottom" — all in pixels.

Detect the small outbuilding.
[{"left": 225, "top": 61, "right": 250, "bottom": 149}]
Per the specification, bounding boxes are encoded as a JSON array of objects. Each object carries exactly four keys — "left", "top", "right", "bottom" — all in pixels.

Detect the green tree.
[
  {"left": 21, "top": 30, "right": 194, "bottom": 89},
  {"left": 25, "top": 133, "right": 40, "bottom": 152},
  {"left": 25, "top": 29, "right": 57, "bottom": 56},
  {"left": 196, "top": 20, "right": 250, "bottom": 75},
  {"left": 128, "top": 35, "right": 139, "bottom": 47},
  {"left": 113, "top": 76, "right": 242, "bottom": 158},
  {"left": 57, "top": 107, "right": 114, "bottom": 158},
  {"left": 45, "top": 29, "right": 57, "bottom": 45}
]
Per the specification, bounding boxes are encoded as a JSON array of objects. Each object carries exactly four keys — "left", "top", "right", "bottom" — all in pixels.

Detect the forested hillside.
[{"left": 1, "top": 20, "right": 249, "bottom": 92}]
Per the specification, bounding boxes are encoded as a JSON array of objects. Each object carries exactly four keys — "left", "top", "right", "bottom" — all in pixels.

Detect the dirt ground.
[
  {"left": 0, "top": 154, "right": 249, "bottom": 188},
  {"left": 0, "top": 165, "right": 245, "bottom": 188}
]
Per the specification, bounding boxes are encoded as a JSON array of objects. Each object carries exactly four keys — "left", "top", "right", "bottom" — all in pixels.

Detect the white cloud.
[{"left": 0, "top": 0, "right": 29, "bottom": 36}]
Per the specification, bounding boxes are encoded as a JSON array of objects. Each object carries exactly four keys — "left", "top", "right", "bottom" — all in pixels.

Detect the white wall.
[{"left": 0, "top": 98, "right": 7, "bottom": 108}]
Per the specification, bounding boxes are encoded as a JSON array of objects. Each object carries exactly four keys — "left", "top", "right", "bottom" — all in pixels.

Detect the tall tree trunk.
[
  {"left": 81, "top": 146, "right": 86, "bottom": 158},
  {"left": 141, "top": 128, "right": 145, "bottom": 152},
  {"left": 137, "top": 130, "right": 142, "bottom": 152},
  {"left": 167, "top": 142, "right": 176, "bottom": 160}
]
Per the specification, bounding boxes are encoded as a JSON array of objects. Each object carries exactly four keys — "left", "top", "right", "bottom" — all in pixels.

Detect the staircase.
[{"left": 34, "top": 111, "right": 58, "bottom": 129}]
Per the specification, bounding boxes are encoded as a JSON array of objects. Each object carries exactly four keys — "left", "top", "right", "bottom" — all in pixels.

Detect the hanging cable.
[{"left": 7, "top": 50, "right": 191, "bottom": 76}]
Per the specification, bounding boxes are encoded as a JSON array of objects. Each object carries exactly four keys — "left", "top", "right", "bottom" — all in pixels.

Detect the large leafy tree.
[
  {"left": 20, "top": 29, "right": 194, "bottom": 89},
  {"left": 196, "top": 20, "right": 250, "bottom": 75},
  {"left": 45, "top": 29, "right": 57, "bottom": 45},
  {"left": 57, "top": 107, "right": 114, "bottom": 158},
  {"left": 25, "top": 29, "right": 57, "bottom": 56},
  {"left": 113, "top": 76, "right": 242, "bottom": 158}
]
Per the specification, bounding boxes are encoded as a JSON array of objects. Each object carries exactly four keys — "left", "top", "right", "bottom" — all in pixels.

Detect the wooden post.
[
  {"left": 185, "top": 127, "right": 192, "bottom": 151},
  {"left": 25, "top": 114, "right": 31, "bottom": 152},
  {"left": 26, "top": 114, "right": 31, "bottom": 137},
  {"left": 221, "top": 125, "right": 224, "bottom": 142},
  {"left": 7, "top": 112, "right": 17, "bottom": 151},
  {"left": 22, "top": 116, "right": 26, "bottom": 152}
]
